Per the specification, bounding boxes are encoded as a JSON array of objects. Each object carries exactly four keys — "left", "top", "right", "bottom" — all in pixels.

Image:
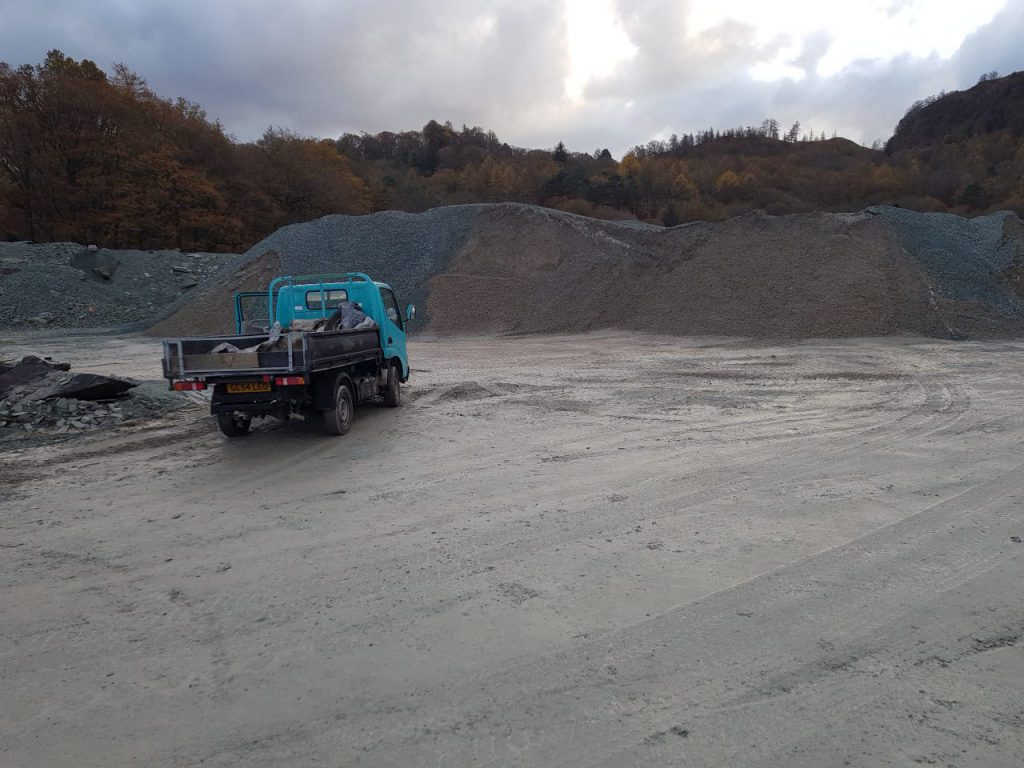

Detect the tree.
[
  {"left": 785, "top": 121, "right": 801, "bottom": 143},
  {"left": 958, "top": 181, "right": 988, "bottom": 210},
  {"left": 553, "top": 141, "right": 569, "bottom": 163},
  {"left": 671, "top": 171, "right": 698, "bottom": 201},
  {"left": 618, "top": 152, "right": 640, "bottom": 177},
  {"left": 254, "top": 128, "right": 371, "bottom": 228}
]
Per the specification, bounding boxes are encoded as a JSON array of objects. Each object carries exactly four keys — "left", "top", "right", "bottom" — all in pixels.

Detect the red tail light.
[
  {"left": 172, "top": 380, "right": 207, "bottom": 391},
  {"left": 274, "top": 376, "right": 306, "bottom": 386}
]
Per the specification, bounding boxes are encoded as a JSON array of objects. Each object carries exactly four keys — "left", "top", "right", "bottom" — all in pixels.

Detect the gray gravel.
[
  {"left": 5, "top": 204, "right": 1024, "bottom": 339},
  {"left": 870, "top": 206, "right": 1024, "bottom": 315},
  {"left": 0, "top": 241, "right": 244, "bottom": 329},
  {"left": 237, "top": 206, "right": 484, "bottom": 323}
]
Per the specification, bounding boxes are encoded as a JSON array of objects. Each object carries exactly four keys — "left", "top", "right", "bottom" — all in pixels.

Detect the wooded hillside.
[{"left": 2, "top": 51, "right": 1022, "bottom": 251}]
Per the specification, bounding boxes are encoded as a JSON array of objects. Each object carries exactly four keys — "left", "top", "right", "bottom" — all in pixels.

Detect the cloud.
[
  {"left": 0, "top": 0, "right": 569, "bottom": 141},
  {"left": 568, "top": 0, "right": 1024, "bottom": 150},
  {"left": 950, "top": 0, "right": 1024, "bottom": 83},
  {"left": 0, "top": 0, "right": 1022, "bottom": 155}
]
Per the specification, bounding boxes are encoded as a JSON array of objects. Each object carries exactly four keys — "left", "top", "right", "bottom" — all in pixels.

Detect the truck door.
[
  {"left": 378, "top": 287, "right": 408, "bottom": 378},
  {"left": 234, "top": 292, "right": 269, "bottom": 334}
]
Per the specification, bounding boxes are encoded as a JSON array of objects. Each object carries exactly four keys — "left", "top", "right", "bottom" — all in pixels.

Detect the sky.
[{"left": 1, "top": 0, "right": 1023, "bottom": 155}]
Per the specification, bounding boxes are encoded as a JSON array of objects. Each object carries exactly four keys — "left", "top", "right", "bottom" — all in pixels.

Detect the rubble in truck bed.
[{"left": 0, "top": 355, "right": 192, "bottom": 441}]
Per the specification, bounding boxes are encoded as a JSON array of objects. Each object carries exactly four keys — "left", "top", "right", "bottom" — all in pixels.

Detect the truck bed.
[{"left": 162, "top": 328, "right": 381, "bottom": 379}]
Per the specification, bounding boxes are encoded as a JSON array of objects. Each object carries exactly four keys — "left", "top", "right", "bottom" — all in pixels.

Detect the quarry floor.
[{"left": 2, "top": 331, "right": 1024, "bottom": 767}]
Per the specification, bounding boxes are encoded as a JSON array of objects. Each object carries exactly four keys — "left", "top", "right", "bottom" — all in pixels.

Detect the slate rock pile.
[
  {"left": 0, "top": 397, "right": 131, "bottom": 435},
  {"left": 0, "top": 355, "right": 177, "bottom": 439}
]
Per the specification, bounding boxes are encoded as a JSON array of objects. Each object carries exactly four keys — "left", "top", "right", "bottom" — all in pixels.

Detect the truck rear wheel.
[
  {"left": 217, "top": 412, "right": 252, "bottom": 437},
  {"left": 324, "top": 381, "right": 353, "bottom": 435},
  {"left": 383, "top": 363, "right": 401, "bottom": 408}
]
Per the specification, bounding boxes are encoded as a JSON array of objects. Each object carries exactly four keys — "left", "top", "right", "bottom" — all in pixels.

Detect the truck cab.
[{"left": 234, "top": 273, "right": 413, "bottom": 381}]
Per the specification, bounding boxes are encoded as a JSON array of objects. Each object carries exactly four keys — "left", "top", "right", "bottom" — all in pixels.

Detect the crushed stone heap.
[{"left": 5, "top": 203, "right": 1024, "bottom": 339}]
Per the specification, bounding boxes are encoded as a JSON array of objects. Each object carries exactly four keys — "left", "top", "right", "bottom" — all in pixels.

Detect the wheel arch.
[
  {"left": 313, "top": 370, "right": 355, "bottom": 410},
  {"left": 392, "top": 355, "right": 409, "bottom": 382}
]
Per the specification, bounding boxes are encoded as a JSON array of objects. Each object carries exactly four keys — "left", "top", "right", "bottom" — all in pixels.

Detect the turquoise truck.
[{"left": 161, "top": 273, "right": 414, "bottom": 437}]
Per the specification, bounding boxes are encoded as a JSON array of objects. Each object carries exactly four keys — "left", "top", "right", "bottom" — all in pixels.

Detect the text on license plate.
[{"left": 226, "top": 382, "right": 272, "bottom": 393}]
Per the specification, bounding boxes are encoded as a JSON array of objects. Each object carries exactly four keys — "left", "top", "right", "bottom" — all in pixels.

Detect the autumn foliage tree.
[
  {"left": 0, "top": 51, "right": 370, "bottom": 250},
  {"left": 2, "top": 52, "right": 1022, "bottom": 250}
]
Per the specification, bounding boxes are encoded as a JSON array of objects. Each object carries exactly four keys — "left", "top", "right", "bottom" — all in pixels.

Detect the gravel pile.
[
  {"left": 428, "top": 206, "right": 948, "bottom": 337},
  {"left": 148, "top": 207, "right": 481, "bottom": 336},
  {"left": 870, "top": 206, "right": 1024, "bottom": 335},
  {"left": 244, "top": 206, "right": 481, "bottom": 322},
  {"left": 156, "top": 202, "right": 1024, "bottom": 340},
  {"left": 148, "top": 250, "right": 282, "bottom": 337},
  {"left": 2, "top": 397, "right": 132, "bottom": 435},
  {"left": 0, "top": 241, "right": 244, "bottom": 329},
  {"left": 9, "top": 202, "right": 1024, "bottom": 340}
]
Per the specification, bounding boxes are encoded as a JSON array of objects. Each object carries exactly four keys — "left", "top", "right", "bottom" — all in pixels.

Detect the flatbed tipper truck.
[{"left": 161, "top": 273, "right": 414, "bottom": 437}]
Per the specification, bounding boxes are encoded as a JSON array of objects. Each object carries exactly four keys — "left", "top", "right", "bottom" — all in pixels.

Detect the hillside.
[{"left": 887, "top": 71, "right": 1024, "bottom": 152}]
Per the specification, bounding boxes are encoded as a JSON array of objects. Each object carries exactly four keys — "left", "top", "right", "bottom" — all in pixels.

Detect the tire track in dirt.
[
  {"left": 269, "top": 366, "right": 973, "bottom": 627},
  {"left": 634, "top": 558, "right": 1024, "bottom": 768},
  {"left": 167, "top": 365, "right": 985, "bottom": 765},
  {"left": 341, "top": 458, "right": 1023, "bottom": 767}
]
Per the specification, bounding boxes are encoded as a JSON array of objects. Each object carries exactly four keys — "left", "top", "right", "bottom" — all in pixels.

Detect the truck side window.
[{"left": 380, "top": 288, "right": 403, "bottom": 330}]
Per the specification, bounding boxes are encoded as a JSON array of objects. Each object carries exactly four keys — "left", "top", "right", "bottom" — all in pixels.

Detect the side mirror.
[{"left": 405, "top": 304, "right": 416, "bottom": 322}]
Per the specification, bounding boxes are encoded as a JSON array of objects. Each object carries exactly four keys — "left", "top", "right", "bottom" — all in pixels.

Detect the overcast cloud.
[{"left": 1, "top": 0, "right": 1022, "bottom": 154}]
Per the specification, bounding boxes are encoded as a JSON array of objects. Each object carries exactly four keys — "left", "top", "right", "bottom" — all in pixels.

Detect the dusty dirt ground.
[{"left": 2, "top": 331, "right": 1023, "bottom": 767}]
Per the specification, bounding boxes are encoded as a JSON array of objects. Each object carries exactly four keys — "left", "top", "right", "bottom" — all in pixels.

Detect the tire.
[
  {"left": 324, "top": 381, "right": 354, "bottom": 435},
  {"left": 217, "top": 412, "right": 252, "bottom": 437},
  {"left": 382, "top": 362, "right": 401, "bottom": 407}
]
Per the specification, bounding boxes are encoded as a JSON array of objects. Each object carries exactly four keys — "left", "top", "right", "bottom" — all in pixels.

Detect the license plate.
[{"left": 226, "top": 382, "right": 271, "bottom": 393}]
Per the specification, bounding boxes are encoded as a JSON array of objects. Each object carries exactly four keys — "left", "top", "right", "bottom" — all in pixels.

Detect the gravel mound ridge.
[
  {"left": 245, "top": 206, "right": 482, "bottom": 312},
  {"left": 428, "top": 206, "right": 947, "bottom": 337},
  {"left": 148, "top": 250, "right": 282, "bottom": 337}
]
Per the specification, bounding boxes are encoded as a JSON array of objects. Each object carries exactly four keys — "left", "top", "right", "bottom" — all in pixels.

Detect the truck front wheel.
[
  {"left": 217, "top": 412, "right": 252, "bottom": 437},
  {"left": 383, "top": 363, "right": 401, "bottom": 408},
  {"left": 324, "top": 382, "right": 353, "bottom": 435}
]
